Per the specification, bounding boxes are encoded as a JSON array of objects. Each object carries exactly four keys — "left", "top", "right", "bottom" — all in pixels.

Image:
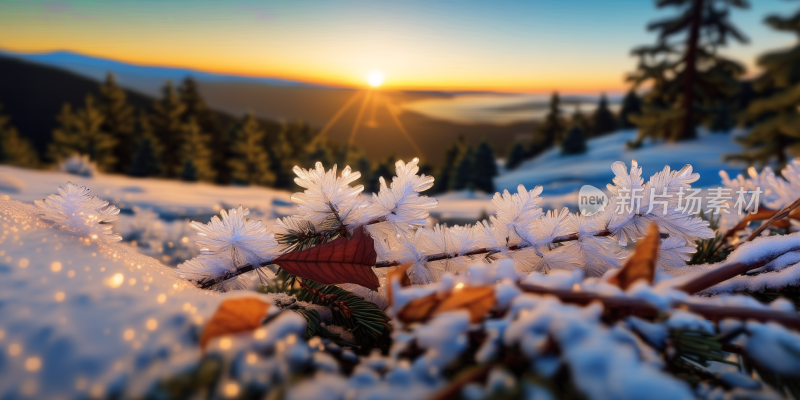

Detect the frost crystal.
[
  {"left": 490, "top": 184, "right": 544, "bottom": 243},
  {"left": 35, "top": 182, "right": 120, "bottom": 242},
  {"left": 188, "top": 206, "right": 279, "bottom": 267},
  {"left": 366, "top": 158, "right": 437, "bottom": 230},
  {"left": 291, "top": 162, "right": 366, "bottom": 230},
  {"left": 181, "top": 159, "right": 718, "bottom": 294}
]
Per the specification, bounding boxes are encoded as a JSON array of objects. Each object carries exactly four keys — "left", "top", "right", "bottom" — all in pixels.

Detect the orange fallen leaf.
[
  {"left": 199, "top": 297, "right": 271, "bottom": 350},
  {"left": 609, "top": 222, "right": 659, "bottom": 290},
  {"left": 388, "top": 263, "right": 412, "bottom": 308},
  {"left": 433, "top": 285, "right": 496, "bottom": 323},
  {"left": 397, "top": 292, "right": 444, "bottom": 324}
]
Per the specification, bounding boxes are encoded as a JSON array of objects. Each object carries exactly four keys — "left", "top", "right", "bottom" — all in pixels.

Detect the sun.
[{"left": 366, "top": 71, "right": 384, "bottom": 88}]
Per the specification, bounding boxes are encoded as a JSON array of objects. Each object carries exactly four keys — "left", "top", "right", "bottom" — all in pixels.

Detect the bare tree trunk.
[{"left": 676, "top": 0, "right": 704, "bottom": 141}]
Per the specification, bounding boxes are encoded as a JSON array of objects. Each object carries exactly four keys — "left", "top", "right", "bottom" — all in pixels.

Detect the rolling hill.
[{"left": 0, "top": 52, "right": 537, "bottom": 165}]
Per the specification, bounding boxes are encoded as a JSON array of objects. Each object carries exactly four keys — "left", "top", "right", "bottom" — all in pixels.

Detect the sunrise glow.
[{"left": 367, "top": 71, "right": 384, "bottom": 88}]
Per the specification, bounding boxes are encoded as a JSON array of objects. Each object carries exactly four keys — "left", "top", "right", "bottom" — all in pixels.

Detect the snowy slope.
[
  {"left": 0, "top": 166, "right": 295, "bottom": 221},
  {"left": 0, "top": 166, "right": 495, "bottom": 233},
  {"left": 0, "top": 199, "right": 228, "bottom": 398},
  {"left": 0, "top": 129, "right": 746, "bottom": 233},
  {"left": 496, "top": 129, "right": 745, "bottom": 198}
]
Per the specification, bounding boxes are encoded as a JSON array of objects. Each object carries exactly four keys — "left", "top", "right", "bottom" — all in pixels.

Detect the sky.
[{"left": 0, "top": 0, "right": 797, "bottom": 93}]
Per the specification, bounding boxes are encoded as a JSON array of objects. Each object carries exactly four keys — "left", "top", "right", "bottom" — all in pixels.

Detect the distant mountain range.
[
  {"left": 0, "top": 54, "right": 278, "bottom": 158},
  {"left": 0, "top": 49, "right": 518, "bottom": 99},
  {"left": 0, "top": 49, "right": 326, "bottom": 98},
  {"left": 0, "top": 50, "right": 537, "bottom": 165}
]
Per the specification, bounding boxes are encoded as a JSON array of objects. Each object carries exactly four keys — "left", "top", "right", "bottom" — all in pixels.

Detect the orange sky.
[{"left": 1, "top": 0, "right": 797, "bottom": 92}]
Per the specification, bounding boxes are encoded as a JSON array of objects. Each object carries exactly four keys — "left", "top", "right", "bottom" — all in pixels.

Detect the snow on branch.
[
  {"left": 176, "top": 157, "right": 719, "bottom": 294},
  {"left": 177, "top": 205, "right": 280, "bottom": 289},
  {"left": 373, "top": 160, "right": 713, "bottom": 284}
]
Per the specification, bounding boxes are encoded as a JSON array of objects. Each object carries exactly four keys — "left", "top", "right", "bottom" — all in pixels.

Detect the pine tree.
[
  {"left": 561, "top": 109, "right": 586, "bottom": 155},
  {"left": 369, "top": 156, "right": 395, "bottom": 193},
  {"left": 592, "top": 93, "right": 618, "bottom": 136},
  {"left": 707, "top": 102, "right": 735, "bottom": 133},
  {"left": 531, "top": 92, "right": 565, "bottom": 155},
  {"left": 305, "top": 140, "right": 334, "bottom": 170},
  {"left": 179, "top": 77, "right": 218, "bottom": 130},
  {"left": 179, "top": 77, "right": 225, "bottom": 180},
  {"left": 151, "top": 81, "right": 186, "bottom": 177},
  {"left": 618, "top": 89, "right": 642, "bottom": 129},
  {"left": 98, "top": 73, "right": 134, "bottom": 173},
  {"left": 128, "top": 111, "right": 163, "bottom": 177},
  {"left": 435, "top": 139, "right": 464, "bottom": 194},
  {"left": 178, "top": 118, "right": 215, "bottom": 182},
  {"left": 268, "top": 130, "right": 296, "bottom": 189},
  {"left": 451, "top": 146, "right": 475, "bottom": 191},
  {"left": 48, "top": 104, "right": 77, "bottom": 163},
  {"left": 728, "top": 5, "right": 800, "bottom": 165},
  {"left": 229, "top": 111, "right": 274, "bottom": 186},
  {"left": 0, "top": 104, "right": 39, "bottom": 168},
  {"left": 627, "top": 0, "right": 749, "bottom": 145},
  {"left": 505, "top": 142, "right": 527, "bottom": 170},
  {"left": 472, "top": 139, "right": 497, "bottom": 193},
  {"left": 571, "top": 105, "right": 588, "bottom": 132},
  {"left": 48, "top": 96, "right": 117, "bottom": 171},
  {"left": 283, "top": 119, "right": 318, "bottom": 160}
]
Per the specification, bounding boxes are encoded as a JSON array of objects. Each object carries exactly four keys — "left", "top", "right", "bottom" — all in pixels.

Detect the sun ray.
[
  {"left": 309, "top": 90, "right": 364, "bottom": 147},
  {"left": 366, "top": 89, "right": 379, "bottom": 128},
  {"left": 346, "top": 90, "right": 373, "bottom": 160},
  {"left": 382, "top": 95, "right": 424, "bottom": 158}
]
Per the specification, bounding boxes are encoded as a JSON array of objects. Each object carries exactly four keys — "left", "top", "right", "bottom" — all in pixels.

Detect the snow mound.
[
  {"left": 0, "top": 173, "right": 25, "bottom": 193},
  {"left": 59, "top": 154, "right": 98, "bottom": 177},
  {"left": 0, "top": 198, "right": 270, "bottom": 399}
]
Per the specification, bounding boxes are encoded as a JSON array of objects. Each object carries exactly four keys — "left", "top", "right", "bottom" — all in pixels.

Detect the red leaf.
[{"left": 274, "top": 226, "right": 380, "bottom": 290}]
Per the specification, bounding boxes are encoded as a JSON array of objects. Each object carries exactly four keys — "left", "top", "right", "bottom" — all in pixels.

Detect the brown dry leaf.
[
  {"left": 387, "top": 263, "right": 412, "bottom": 308},
  {"left": 433, "top": 285, "right": 496, "bottom": 323},
  {"left": 397, "top": 292, "right": 444, "bottom": 324},
  {"left": 199, "top": 297, "right": 271, "bottom": 350},
  {"left": 609, "top": 222, "right": 660, "bottom": 290},
  {"left": 724, "top": 208, "right": 778, "bottom": 238}
]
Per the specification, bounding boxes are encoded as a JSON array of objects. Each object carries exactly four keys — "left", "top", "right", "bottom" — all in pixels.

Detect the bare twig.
[
  {"left": 193, "top": 224, "right": 612, "bottom": 287},
  {"left": 373, "top": 229, "right": 612, "bottom": 269},
  {"left": 678, "top": 243, "right": 800, "bottom": 295},
  {"left": 745, "top": 196, "right": 800, "bottom": 242},
  {"left": 519, "top": 283, "right": 800, "bottom": 330},
  {"left": 427, "top": 365, "right": 491, "bottom": 400}
]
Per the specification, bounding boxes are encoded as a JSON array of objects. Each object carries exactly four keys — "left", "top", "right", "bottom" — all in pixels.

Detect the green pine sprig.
[{"left": 689, "top": 211, "right": 730, "bottom": 265}]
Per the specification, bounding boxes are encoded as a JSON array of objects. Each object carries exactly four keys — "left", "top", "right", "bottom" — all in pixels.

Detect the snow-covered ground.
[
  {"left": 0, "top": 199, "right": 223, "bottom": 398},
  {"left": 0, "top": 166, "right": 295, "bottom": 221},
  {"left": 0, "top": 129, "right": 747, "bottom": 251},
  {"left": 496, "top": 129, "right": 745, "bottom": 208},
  {"left": 3, "top": 132, "right": 800, "bottom": 399}
]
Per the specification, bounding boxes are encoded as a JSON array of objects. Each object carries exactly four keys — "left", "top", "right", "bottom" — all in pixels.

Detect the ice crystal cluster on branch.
[
  {"left": 35, "top": 182, "right": 121, "bottom": 242},
  {"left": 374, "top": 160, "right": 714, "bottom": 284},
  {"left": 178, "top": 206, "right": 281, "bottom": 290},
  {"left": 719, "top": 158, "right": 800, "bottom": 231},
  {"left": 179, "top": 158, "right": 715, "bottom": 298}
]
